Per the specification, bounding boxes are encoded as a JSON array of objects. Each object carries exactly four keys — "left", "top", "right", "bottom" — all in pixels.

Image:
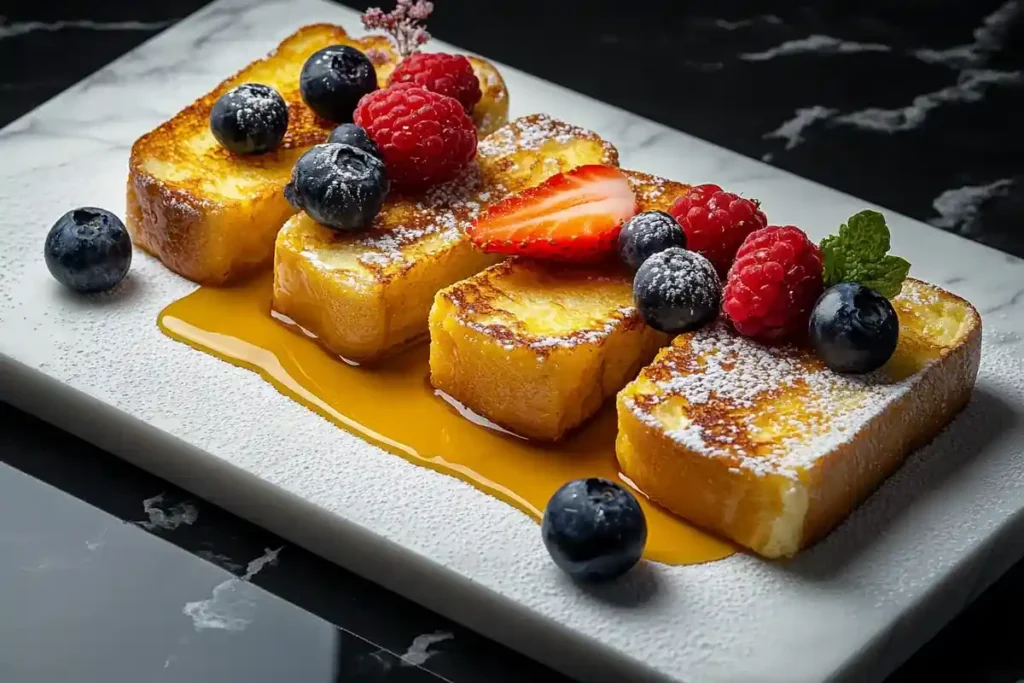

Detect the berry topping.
[
  {"left": 44, "top": 208, "right": 132, "bottom": 294},
  {"left": 809, "top": 283, "right": 899, "bottom": 374},
  {"left": 617, "top": 210, "right": 687, "bottom": 272},
  {"left": 300, "top": 45, "right": 378, "bottom": 123},
  {"left": 388, "top": 52, "right": 482, "bottom": 112},
  {"left": 284, "top": 143, "right": 389, "bottom": 232},
  {"left": 327, "top": 123, "right": 381, "bottom": 158},
  {"left": 541, "top": 478, "right": 647, "bottom": 582},
  {"left": 821, "top": 210, "right": 911, "bottom": 299},
  {"left": 668, "top": 184, "right": 767, "bottom": 275},
  {"left": 209, "top": 83, "right": 288, "bottom": 155},
  {"left": 723, "top": 226, "right": 824, "bottom": 342},
  {"left": 467, "top": 165, "right": 637, "bottom": 262},
  {"left": 633, "top": 248, "right": 721, "bottom": 333},
  {"left": 354, "top": 83, "right": 476, "bottom": 190}
]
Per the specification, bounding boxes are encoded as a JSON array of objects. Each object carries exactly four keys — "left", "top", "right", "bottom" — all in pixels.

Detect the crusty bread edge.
[
  {"left": 792, "top": 283, "right": 983, "bottom": 556},
  {"left": 126, "top": 24, "right": 362, "bottom": 284},
  {"left": 616, "top": 280, "right": 983, "bottom": 559}
]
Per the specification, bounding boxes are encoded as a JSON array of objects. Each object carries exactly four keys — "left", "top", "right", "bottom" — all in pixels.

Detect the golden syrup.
[{"left": 158, "top": 273, "right": 735, "bottom": 565}]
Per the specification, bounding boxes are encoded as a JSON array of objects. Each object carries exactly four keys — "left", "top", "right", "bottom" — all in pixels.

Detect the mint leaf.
[
  {"left": 858, "top": 255, "right": 911, "bottom": 299},
  {"left": 820, "top": 210, "right": 910, "bottom": 298}
]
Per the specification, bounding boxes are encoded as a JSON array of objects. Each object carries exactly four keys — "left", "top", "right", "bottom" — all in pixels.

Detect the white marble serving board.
[{"left": 2, "top": 1, "right": 1024, "bottom": 681}]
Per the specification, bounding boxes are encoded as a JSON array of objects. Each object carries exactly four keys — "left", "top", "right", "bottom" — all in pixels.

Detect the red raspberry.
[
  {"left": 388, "top": 53, "right": 482, "bottom": 112},
  {"left": 722, "top": 226, "right": 824, "bottom": 342},
  {"left": 669, "top": 184, "right": 768, "bottom": 275},
  {"left": 354, "top": 83, "right": 477, "bottom": 190}
]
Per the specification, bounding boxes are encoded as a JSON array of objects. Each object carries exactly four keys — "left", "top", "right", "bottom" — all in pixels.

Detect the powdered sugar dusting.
[
  {"left": 309, "top": 115, "right": 608, "bottom": 272},
  {"left": 477, "top": 113, "right": 605, "bottom": 160},
  {"left": 224, "top": 83, "right": 286, "bottom": 132},
  {"left": 353, "top": 163, "right": 486, "bottom": 268},
  {"left": 626, "top": 279, "right": 976, "bottom": 478},
  {"left": 634, "top": 248, "right": 721, "bottom": 323},
  {"left": 626, "top": 319, "right": 917, "bottom": 477}
]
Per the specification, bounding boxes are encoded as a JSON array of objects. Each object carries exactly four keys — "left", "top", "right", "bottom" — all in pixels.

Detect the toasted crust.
[
  {"left": 127, "top": 24, "right": 510, "bottom": 284},
  {"left": 426, "top": 169, "right": 690, "bottom": 440},
  {"left": 616, "top": 279, "right": 982, "bottom": 558},
  {"left": 271, "top": 114, "right": 617, "bottom": 363}
]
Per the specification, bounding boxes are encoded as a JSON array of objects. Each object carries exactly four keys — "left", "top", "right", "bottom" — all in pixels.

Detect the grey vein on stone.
[
  {"left": 912, "top": 0, "right": 1019, "bottom": 68},
  {"left": 740, "top": 34, "right": 890, "bottom": 61},
  {"left": 401, "top": 631, "right": 454, "bottom": 667},
  {"left": 762, "top": 105, "right": 838, "bottom": 150},
  {"left": 137, "top": 493, "right": 199, "bottom": 532},
  {"left": 0, "top": 19, "right": 175, "bottom": 40},
  {"left": 181, "top": 546, "right": 283, "bottom": 632},
  {"left": 760, "top": 2, "right": 1021, "bottom": 153},
  {"left": 711, "top": 15, "right": 783, "bottom": 31},
  {"left": 836, "top": 68, "right": 1021, "bottom": 133},
  {"left": 929, "top": 178, "right": 1015, "bottom": 231}
]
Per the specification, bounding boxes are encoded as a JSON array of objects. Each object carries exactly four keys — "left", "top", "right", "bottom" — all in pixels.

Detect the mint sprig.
[{"left": 820, "top": 210, "right": 910, "bottom": 299}]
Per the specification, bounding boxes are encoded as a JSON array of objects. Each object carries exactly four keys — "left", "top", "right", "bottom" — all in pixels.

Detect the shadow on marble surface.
[{"left": 574, "top": 559, "right": 663, "bottom": 609}]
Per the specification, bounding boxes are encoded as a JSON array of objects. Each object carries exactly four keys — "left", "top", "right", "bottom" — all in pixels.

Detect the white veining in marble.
[
  {"left": 84, "top": 528, "right": 107, "bottom": 552},
  {"left": 137, "top": 493, "right": 199, "bottom": 532},
  {"left": 196, "top": 549, "right": 246, "bottom": 572},
  {"left": 0, "top": 1, "right": 1023, "bottom": 682},
  {"left": 401, "top": 631, "right": 454, "bottom": 667},
  {"left": 912, "top": 0, "right": 1019, "bottom": 68},
  {"left": 761, "top": 1, "right": 1021, "bottom": 150},
  {"left": 739, "top": 34, "right": 890, "bottom": 61},
  {"left": 0, "top": 18, "right": 175, "bottom": 40},
  {"left": 710, "top": 15, "right": 783, "bottom": 31},
  {"left": 762, "top": 105, "right": 838, "bottom": 152},
  {"left": 836, "top": 68, "right": 1021, "bottom": 133},
  {"left": 929, "top": 179, "right": 1015, "bottom": 231},
  {"left": 182, "top": 546, "right": 282, "bottom": 632}
]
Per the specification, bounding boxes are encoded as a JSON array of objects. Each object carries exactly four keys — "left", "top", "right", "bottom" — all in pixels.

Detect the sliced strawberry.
[{"left": 468, "top": 165, "right": 638, "bottom": 262}]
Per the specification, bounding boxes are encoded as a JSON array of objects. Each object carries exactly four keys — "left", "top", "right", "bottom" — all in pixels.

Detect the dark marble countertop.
[{"left": 1, "top": 1, "right": 1022, "bottom": 681}]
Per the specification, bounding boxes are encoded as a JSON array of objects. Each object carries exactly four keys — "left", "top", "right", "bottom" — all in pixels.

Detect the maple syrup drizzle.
[{"left": 158, "top": 273, "right": 736, "bottom": 565}]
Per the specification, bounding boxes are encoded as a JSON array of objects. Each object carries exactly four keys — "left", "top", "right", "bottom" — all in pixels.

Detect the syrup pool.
[{"left": 158, "top": 273, "right": 736, "bottom": 565}]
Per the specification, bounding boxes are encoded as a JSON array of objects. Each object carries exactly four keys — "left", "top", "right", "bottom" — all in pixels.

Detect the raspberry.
[
  {"left": 388, "top": 53, "right": 482, "bottom": 112},
  {"left": 354, "top": 83, "right": 477, "bottom": 190},
  {"left": 722, "top": 226, "right": 824, "bottom": 342},
  {"left": 669, "top": 184, "right": 767, "bottom": 275}
]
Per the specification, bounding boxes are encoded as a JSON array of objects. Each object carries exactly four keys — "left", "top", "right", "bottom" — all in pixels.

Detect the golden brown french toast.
[
  {"left": 127, "top": 24, "right": 509, "bottom": 285},
  {"left": 616, "top": 278, "right": 982, "bottom": 558},
  {"left": 427, "top": 171, "right": 690, "bottom": 440},
  {"left": 272, "top": 114, "right": 618, "bottom": 363}
]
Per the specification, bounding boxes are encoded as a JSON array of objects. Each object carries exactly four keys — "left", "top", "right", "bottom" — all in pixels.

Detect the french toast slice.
[
  {"left": 127, "top": 24, "right": 509, "bottom": 285},
  {"left": 271, "top": 115, "right": 619, "bottom": 363},
  {"left": 616, "top": 279, "right": 982, "bottom": 558},
  {"left": 427, "top": 171, "right": 688, "bottom": 441}
]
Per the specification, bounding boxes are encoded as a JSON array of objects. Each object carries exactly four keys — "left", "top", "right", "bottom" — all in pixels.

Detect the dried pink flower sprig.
[{"left": 362, "top": 0, "right": 434, "bottom": 58}]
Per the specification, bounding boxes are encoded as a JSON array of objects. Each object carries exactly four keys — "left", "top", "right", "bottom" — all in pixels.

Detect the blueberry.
[
  {"left": 210, "top": 83, "right": 288, "bottom": 155},
  {"left": 327, "top": 123, "right": 380, "bottom": 158},
  {"left": 809, "top": 282, "right": 899, "bottom": 374},
  {"left": 542, "top": 478, "right": 647, "bottom": 582},
  {"left": 633, "top": 247, "right": 721, "bottom": 334},
  {"left": 617, "top": 210, "right": 686, "bottom": 272},
  {"left": 44, "top": 208, "right": 132, "bottom": 293},
  {"left": 284, "top": 143, "right": 388, "bottom": 232},
  {"left": 300, "top": 45, "right": 377, "bottom": 123}
]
